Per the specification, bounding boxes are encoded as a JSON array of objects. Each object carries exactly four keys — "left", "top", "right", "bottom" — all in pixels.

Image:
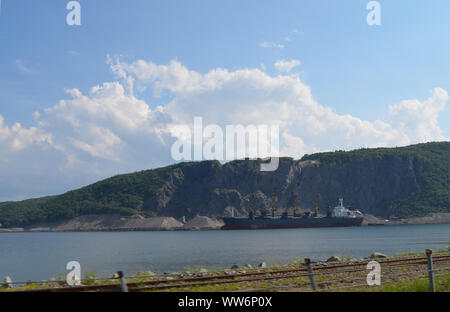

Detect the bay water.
[{"left": 0, "top": 223, "right": 449, "bottom": 282}]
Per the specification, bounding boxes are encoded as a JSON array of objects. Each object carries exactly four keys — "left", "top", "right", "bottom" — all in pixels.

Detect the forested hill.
[
  {"left": 0, "top": 142, "right": 449, "bottom": 228},
  {"left": 300, "top": 142, "right": 450, "bottom": 217}
]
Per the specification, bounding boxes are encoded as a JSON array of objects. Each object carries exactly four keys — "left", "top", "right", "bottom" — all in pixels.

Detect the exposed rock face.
[
  {"left": 2, "top": 142, "right": 448, "bottom": 229},
  {"left": 142, "top": 157, "right": 422, "bottom": 219}
]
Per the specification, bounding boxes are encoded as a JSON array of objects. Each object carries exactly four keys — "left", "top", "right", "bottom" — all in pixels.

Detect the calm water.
[{"left": 0, "top": 224, "right": 449, "bottom": 282}]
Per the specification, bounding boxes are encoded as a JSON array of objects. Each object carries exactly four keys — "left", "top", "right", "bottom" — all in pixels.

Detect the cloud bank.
[
  {"left": 0, "top": 58, "right": 448, "bottom": 200},
  {"left": 274, "top": 59, "right": 301, "bottom": 73}
]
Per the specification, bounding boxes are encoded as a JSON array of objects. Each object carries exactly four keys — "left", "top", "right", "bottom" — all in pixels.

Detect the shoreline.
[{"left": 1, "top": 213, "right": 450, "bottom": 233}]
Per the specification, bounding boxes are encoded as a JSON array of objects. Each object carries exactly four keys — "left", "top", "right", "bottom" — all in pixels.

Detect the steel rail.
[
  {"left": 127, "top": 271, "right": 313, "bottom": 292},
  {"left": 233, "top": 282, "right": 311, "bottom": 292},
  {"left": 4, "top": 253, "right": 450, "bottom": 292}
]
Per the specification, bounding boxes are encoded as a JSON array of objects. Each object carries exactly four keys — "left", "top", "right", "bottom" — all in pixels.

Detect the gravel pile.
[{"left": 183, "top": 216, "right": 224, "bottom": 230}]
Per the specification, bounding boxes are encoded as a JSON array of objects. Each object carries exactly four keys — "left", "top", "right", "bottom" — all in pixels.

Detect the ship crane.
[
  {"left": 249, "top": 198, "right": 256, "bottom": 220},
  {"left": 313, "top": 195, "right": 320, "bottom": 217},
  {"left": 270, "top": 196, "right": 277, "bottom": 218},
  {"left": 287, "top": 193, "right": 298, "bottom": 218},
  {"left": 293, "top": 203, "right": 299, "bottom": 217}
]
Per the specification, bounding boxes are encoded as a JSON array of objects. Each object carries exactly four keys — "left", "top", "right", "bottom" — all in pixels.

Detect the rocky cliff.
[
  {"left": 145, "top": 156, "right": 421, "bottom": 219},
  {"left": 0, "top": 142, "right": 449, "bottom": 227}
]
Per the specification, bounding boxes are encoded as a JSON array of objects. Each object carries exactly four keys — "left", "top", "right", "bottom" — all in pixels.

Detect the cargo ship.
[{"left": 222, "top": 197, "right": 363, "bottom": 230}]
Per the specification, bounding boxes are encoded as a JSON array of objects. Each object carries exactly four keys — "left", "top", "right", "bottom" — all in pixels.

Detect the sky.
[{"left": 0, "top": 0, "right": 449, "bottom": 200}]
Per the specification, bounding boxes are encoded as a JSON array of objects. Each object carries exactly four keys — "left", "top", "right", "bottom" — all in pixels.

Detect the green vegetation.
[
  {"left": 0, "top": 142, "right": 449, "bottom": 227},
  {"left": 302, "top": 142, "right": 450, "bottom": 217},
  {"left": 0, "top": 161, "right": 201, "bottom": 228},
  {"left": 367, "top": 275, "right": 449, "bottom": 292}
]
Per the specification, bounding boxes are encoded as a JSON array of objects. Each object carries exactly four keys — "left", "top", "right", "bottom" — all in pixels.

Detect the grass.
[{"left": 353, "top": 273, "right": 450, "bottom": 292}]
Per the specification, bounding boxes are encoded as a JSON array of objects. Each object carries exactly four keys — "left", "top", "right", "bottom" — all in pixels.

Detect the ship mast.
[
  {"left": 288, "top": 193, "right": 298, "bottom": 217},
  {"left": 248, "top": 197, "right": 256, "bottom": 220},
  {"left": 314, "top": 195, "right": 320, "bottom": 217},
  {"left": 270, "top": 196, "right": 277, "bottom": 218},
  {"left": 293, "top": 201, "right": 299, "bottom": 217}
]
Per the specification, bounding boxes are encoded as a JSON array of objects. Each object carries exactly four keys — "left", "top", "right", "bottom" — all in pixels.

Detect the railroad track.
[{"left": 7, "top": 253, "right": 450, "bottom": 292}]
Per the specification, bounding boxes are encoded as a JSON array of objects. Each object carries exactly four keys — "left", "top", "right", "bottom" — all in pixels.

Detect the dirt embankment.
[
  {"left": 362, "top": 213, "right": 450, "bottom": 225},
  {"left": 183, "top": 215, "right": 225, "bottom": 230},
  {"left": 0, "top": 215, "right": 225, "bottom": 232},
  {"left": 1, "top": 213, "right": 448, "bottom": 232}
]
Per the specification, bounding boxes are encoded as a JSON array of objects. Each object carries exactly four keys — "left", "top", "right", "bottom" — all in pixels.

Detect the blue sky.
[
  {"left": 1, "top": 0, "right": 449, "bottom": 126},
  {"left": 0, "top": 0, "right": 449, "bottom": 199}
]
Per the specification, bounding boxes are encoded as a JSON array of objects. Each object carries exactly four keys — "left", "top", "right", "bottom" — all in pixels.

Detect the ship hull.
[{"left": 221, "top": 217, "right": 363, "bottom": 230}]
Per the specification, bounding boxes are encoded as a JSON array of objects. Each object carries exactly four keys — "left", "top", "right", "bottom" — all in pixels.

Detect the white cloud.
[
  {"left": 284, "top": 28, "right": 301, "bottom": 42},
  {"left": 274, "top": 59, "right": 301, "bottom": 73},
  {"left": 105, "top": 58, "right": 448, "bottom": 154},
  {"left": 15, "top": 60, "right": 34, "bottom": 74},
  {"left": 259, "top": 41, "right": 285, "bottom": 49},
  {"left": 68, "top": 50, "right": 80, "bottom": 56},
  {"left": 0, "top": 58, "right": 448, "bottom": 200},
  {"left": 389, "top": 88, "right": 448, "bottom": 143},
  {"left": 281, "top": 131, "right": 311, "bottom": 157},
  {"left": 0, "top": 115, "right": 52, "bottom": 152}
]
